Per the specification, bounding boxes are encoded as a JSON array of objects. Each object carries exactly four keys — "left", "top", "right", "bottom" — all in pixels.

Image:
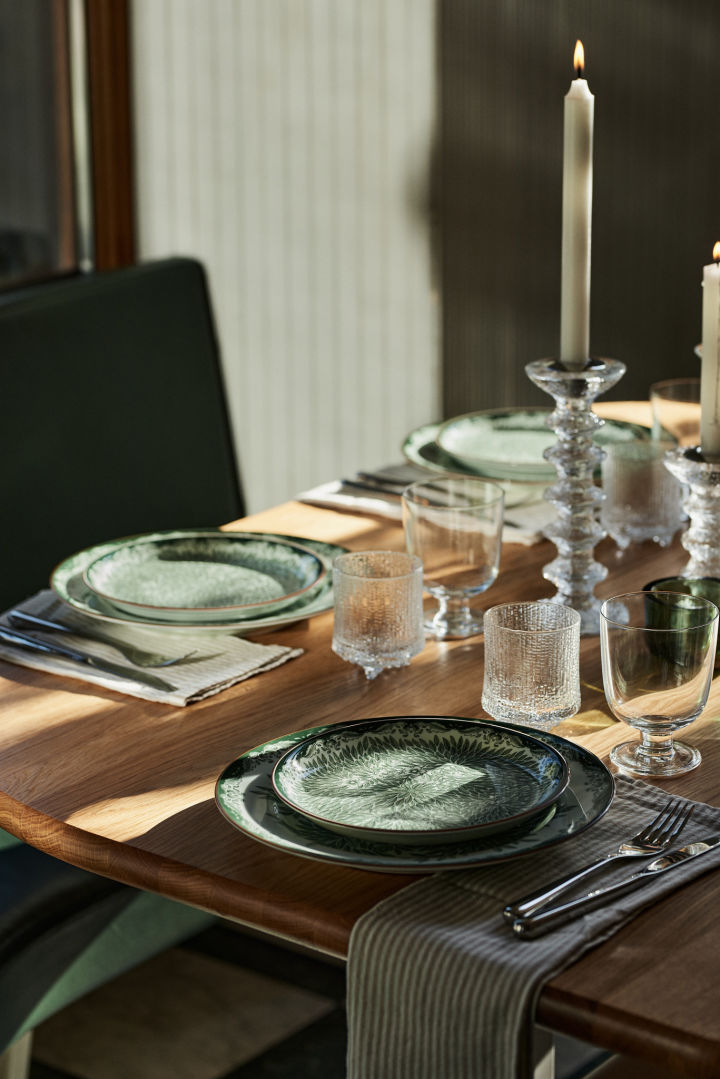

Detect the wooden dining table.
[{"left": 2, "top": 469, "right": 720, "bottom": 1075}]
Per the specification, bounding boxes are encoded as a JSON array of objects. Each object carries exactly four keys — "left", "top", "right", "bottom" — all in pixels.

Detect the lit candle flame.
[
  {"left": 573, "top": 40, "right": 585, "bottom": 78},
  {"left": 713, "top": 241, "right": 720, "bottom": 263}
]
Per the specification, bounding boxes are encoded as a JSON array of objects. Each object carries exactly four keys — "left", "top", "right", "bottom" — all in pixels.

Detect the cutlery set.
[
  {"left": 7, "top": 610, "right": 196, "bottom": 668},
  {"left": 511, "top": 835, "right": 720, "bottom": 938},
  {"left": 0, "top": 624, "right": 180, "bottom": 693},
  {"left": 505, "top": 798, "right": 713, "bottom": 938}
]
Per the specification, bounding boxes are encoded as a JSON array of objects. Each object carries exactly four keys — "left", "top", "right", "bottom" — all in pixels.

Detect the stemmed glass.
[
  {"left": 402, "top": 476, "right": 504, "bottom": 639},
  {"left": 600, "top": 591, "right": 719, "bottom": 777}
]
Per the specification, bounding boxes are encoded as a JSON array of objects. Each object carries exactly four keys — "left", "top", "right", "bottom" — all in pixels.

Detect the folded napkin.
[
  {"left": 297, "top": 480, "right": 555, "bottom": 546},
  {"left": 0, "top": 591, "right": 302, "bottom": 706},
  {"left": 347, "top": 776, "right": 720, "bottom": 1079}
]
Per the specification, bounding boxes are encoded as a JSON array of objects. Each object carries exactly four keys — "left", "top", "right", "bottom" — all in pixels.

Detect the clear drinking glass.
[
  {"left": 331, "top": 551, "right": 425, "bottom": 680},
  {"left": 402, "top": 476, "right": 504, "bottom": 639},
  {"left": 481, "top": 602, "right": 581, "bottom": 729},
  {"left": 600, "top": 591, "right": 719, "bottom": 778},
  {"left": 650, "top": 377, "right": 701, "bottom": 446},
  {"left": 600, "top": 440, "right": 683, "bottom": 548}
]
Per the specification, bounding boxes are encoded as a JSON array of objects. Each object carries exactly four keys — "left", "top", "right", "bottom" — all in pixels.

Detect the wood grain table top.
[{"left": 1, "top": 492, "right": 718, "bottom": 1075}]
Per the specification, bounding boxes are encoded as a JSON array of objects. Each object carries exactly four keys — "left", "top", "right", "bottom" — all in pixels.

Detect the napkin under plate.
[
  {"left": 0, "top": 591, "right": 302, "bottom": 706},
  {"left": 347, "top": 775, "right": 720, "bottom": 1079}
]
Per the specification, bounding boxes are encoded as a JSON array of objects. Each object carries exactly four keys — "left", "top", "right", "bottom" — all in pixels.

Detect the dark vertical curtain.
[{"left": 437, "top": 0, "right": 719, "bottom": 414}]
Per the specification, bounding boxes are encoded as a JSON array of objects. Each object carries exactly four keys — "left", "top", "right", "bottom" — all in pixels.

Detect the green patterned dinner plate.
[
  {"left": 270, "top": 717, "right": 569, "bottom": 845},
  {"left": 437, "top": 408, "right": 653, "bottom": 481},
  {"left": 215, "top": 716, "right": 615, "bottom": 873},
  {"left": 83, "top": 532, "right": 326, "bottom": 623},
  {"left": 403, "top": 412, "right": 653, "bottom": 484},
  {"left": 51, "top": 531, "right": 347, "bottom": 634}
]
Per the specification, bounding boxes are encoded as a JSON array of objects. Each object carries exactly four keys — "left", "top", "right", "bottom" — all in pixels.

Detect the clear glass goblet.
[
  {"left": 600, "top": 591, "right": 719, "bottom": 777},
  {"left": 402, "top": 476, "right": 504, "bottom": 639},
  {"left": 331, "top": 551, "right": 425, "bottom": 680}
]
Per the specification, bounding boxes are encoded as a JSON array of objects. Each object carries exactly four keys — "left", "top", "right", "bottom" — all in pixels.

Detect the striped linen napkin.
[
  {"left": 347, "top": 775, "right": 720, "bottom": 1079},
  {"left": 0, "top": 591, "right": 302, "bottom": 706}
]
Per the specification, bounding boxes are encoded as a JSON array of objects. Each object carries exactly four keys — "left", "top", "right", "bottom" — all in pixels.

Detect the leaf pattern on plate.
[{"left": 271, "top": 718, "right": 568, "bottom": 840}]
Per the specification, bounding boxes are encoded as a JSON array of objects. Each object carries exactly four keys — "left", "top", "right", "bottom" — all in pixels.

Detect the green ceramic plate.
[
  {"left": 83, "top": 532, "right": 326, "bottom": 623},
  {"left": 271, "top": 717, "right": 569, "bottom": 845},
  {"left": 403, "top": 412, "right": 654, "bottom": 484},
  {"left": 215, "top": 716, "right": 614, "bottom": 873},
  {"left": 51, "top": 530, "right": 347, "bottom": 634}
]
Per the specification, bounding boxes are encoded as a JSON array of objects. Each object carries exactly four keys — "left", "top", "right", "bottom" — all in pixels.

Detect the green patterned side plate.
[
  {"left": 51, "top": 531, "right": 347, "bottom": 634},
  {"left": 83, "top": 532, "right": 326, "bottom": 623},
  {"left": 215, "top": 716, "right": 615, "bottom": 873},
  {"left": 403, "top": 414, "right": 653, "bottom": 484},
  {"left": 271, "top": 717, "right": 569, "bottom": 844}
]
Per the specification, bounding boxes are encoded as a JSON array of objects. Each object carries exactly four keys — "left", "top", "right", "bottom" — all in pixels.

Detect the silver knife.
[
  {"left": 0, "top": 626, "right": 178, "bottom": 693},
  {"left": 340, "top": 478, "right": 402, "bottom": 498},
  {"left": 512, "top": 835, "right": 720, "bottom": 939}
]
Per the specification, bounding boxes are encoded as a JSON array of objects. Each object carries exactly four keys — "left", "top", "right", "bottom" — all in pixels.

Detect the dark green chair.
[
  {"left": 0, "top": 257, "right": 243, "bottom": 1076},
  {"left": 0, "top": 255, "right": 243, "bottom": 611}
]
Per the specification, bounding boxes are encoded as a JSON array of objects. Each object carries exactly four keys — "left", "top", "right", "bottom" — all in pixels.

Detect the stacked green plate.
[
  {"left": 52, "top": 529, "right": 348, "bottom": 634},
  {"left": 215, "top": 716, "right": 614, "bottom": 872},
  {"left": 403, "top": 409, "right": 655, "bottom": 484}
]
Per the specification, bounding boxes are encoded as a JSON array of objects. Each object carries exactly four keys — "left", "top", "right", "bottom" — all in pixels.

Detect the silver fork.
[
  {"left": 502, "top": 798, "right": 695, "bottom": 922},
  {"left": 7, "top": 610, "right": 197, "bottom": 669}
]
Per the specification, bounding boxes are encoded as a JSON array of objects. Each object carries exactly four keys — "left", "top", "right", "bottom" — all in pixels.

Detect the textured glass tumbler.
[
  {"left": 600, "top": 440, "right": 683, "bottom": 549},
  {"left": 650, "top": 377, "right": 701, "bottom": 446},
  {"left": 482, "top": 602, "right": 581, "bottom": 729},
  {"left": 600, "top": 591, "right": 718, "bottom": 778},
  {"left": 332, "top": 551, "right": 425, "bottom": 680},
  {"left": 402, "top": 476, "right": 504, "bottom": 639}
]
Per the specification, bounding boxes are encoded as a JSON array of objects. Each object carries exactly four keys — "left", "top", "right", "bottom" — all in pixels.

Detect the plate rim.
[
  {"left": 51, "top": 529, "right": 347, "bottom": 633},
  {"left": 269, "top": 716, "right": 570, "bottom": 844},
  {"left": 82, "top": 531, "right": 327, "bottom": 621},
  {"left": 214, "top": 715, "right": 615, "bottom": 873}
]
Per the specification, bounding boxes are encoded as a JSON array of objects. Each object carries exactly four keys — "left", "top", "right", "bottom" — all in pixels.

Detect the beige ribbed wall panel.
[{"left": 131, "top": 0, "right": 439, "bottom": 513}]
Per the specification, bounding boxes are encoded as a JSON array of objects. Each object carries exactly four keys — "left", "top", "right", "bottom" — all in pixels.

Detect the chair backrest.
[{"left": 0, "top": 257, "right": 244, "bottom": 611}]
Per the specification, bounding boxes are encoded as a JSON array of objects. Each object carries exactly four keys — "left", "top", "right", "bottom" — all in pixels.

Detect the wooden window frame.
[{"left": 85, "top": 0, "right": 135, "bottom": 269}]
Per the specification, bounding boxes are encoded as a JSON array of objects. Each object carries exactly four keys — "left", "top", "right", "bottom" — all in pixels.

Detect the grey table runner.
[{"left": 347, "top": 776, "right": 720, "bottom": 1078}]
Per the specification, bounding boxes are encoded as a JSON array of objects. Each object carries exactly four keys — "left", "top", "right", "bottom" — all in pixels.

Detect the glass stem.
[
  {"left": 433, "top": 595, "right": 472, "bottom": 631},
  {"left": 637, "top": 730, "right": 675, "bottom": 764}
]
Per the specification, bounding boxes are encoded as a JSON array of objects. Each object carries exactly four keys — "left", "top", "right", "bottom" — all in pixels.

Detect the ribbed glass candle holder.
[
  {"left": 525, "top": 357, "right": 626, "bottom": 635},
  {"left": 664, "top": 447, "right": 720, "bottom": 578}
]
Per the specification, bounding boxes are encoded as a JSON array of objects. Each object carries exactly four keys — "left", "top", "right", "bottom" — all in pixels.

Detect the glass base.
[
  {"left": 610, "top": 738, "right": 702, "bottom": 778},
  {"left": 605, "top": 523, "right": 680, "bottom": 550},
  {"left": 480, "top": 698, "right": 579, "bottom": 729},
  {"left": 332, "top": 642, "right": 421, "bottom": 680}
]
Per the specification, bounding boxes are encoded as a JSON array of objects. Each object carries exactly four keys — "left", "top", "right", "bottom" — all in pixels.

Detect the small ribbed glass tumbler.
[
  {"left": 332, "top": 551, "right": 425, "bottom": 680},
  {"left": 600, "top": 440, "right": 683, "bottom": 549},
  {"left": 482, "top": 602, "right": 581, "bottom": 729}
]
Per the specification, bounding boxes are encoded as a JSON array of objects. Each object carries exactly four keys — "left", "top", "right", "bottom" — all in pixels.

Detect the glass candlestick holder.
[
  {"left": 664, "top": 446, "right": 720, "bottom": 577},
  {"left": 525, "top": 357, "right": 626, "bottom": 635}
]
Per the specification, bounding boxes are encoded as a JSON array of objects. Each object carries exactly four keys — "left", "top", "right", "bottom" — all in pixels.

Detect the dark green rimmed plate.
[{"left": 215, "top": 716, "right": 614, "bottom": 873}]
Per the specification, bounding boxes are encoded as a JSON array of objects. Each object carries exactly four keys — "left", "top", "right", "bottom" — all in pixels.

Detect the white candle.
[
  {"left": 700, "top": 243, "right": 720, "bottom": 460},
  {"left": 560, "top": 41, "right": 594, "bottom": 371}
]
